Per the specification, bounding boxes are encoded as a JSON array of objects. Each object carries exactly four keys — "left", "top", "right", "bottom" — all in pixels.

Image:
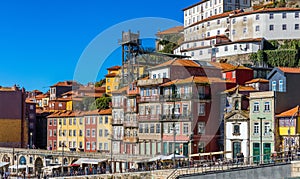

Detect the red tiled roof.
[
  {"left": 182, "top": 0, "right": 208, "bottom": 11},
  {"left": 224, "top": 85, "right": 257, "bottom": 93},
  {"left": 107, "top": 66, "right": 121, "bottom": 70},
  {"left": 209, "top": 62, "right": 235, "bottom": 71},
  {"left": 156, "top": 26, "right": 184, "bottom": 35},
  {"left": 278, "top": 67, "right": 300, "bottom": 74},
  {"left": 222, "top": 65, "right": 252, "bottom": 72},
  {"left": 276, "top": 105, "right": 300, "bottom": 117},
  {"left": 99, "top": 108, "right": 112, "bottom": 115},
  {"left": 245, "top": 78, "right": 269, "bottom": 84},
  {"left": 153, "top": 59, "right": 200, "bottom": 69}
]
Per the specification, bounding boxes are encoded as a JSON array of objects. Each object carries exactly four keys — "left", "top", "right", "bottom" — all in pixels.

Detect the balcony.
[
  {"left": 123, "top": 136, "right": 139, "bottom": 143},
  {"left": 160, "top": 114, "right": 192, "bottom": 121},
  {"left": 137, "top": 78, "right": 169, "bottom": 86},
  {"left": 127, "top": 88, "right": 139, "bottom": 96},
  {"left": 139, "top": 95, "right": 161, "bottom": 103},
  {"left": 138, "top": 115, "right": 160, "bottom": 121},
  {"left": 198, "top": 93, "right": 211, "bottom": 100},
  {"left": 112, "top": 119, "right": 123, "bottom": 125},
  {"left": 123, "top": 120, "right": 138, "bottom": 128}
]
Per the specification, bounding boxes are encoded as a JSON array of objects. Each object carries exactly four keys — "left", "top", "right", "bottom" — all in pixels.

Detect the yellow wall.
[
  {"left": 106, "top": 69, "right": 120, "bottom": 95},
  {"left": 0, "top": 119, "right": 21, "bottom": 143},
  {"left": 57, "top": 116, "right": 85, "bottom": 151},
  {"left": 279, "top": 127, "right": 296, "bottom": 136},
  {"left": 97, "top": 115, "right": 112, "bottom": 151},
  {"left": 66, "top": 101, "right": 73, "bottom": 111}
]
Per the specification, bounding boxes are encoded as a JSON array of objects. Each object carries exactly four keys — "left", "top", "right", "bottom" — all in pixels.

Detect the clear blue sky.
[{"left": 0, "top": 0, "right": 200, "bottom": 92}]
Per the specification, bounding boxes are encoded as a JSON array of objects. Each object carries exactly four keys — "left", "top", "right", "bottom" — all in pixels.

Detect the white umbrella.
[{"left": 148, "top": 155, "right": 167, "bottom": 162}]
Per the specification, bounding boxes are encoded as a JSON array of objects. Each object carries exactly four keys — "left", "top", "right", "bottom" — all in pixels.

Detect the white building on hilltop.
[{"left": 176, "top": 1, "right": 300, "bottom": 63}]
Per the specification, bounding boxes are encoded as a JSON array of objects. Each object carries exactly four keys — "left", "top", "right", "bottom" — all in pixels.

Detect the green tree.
[
  {"left": 89, "top": 96, "right": 111, "bottom": 110},
  {"left": 95, "top": 79, "right": 105, "bottom": 87}
]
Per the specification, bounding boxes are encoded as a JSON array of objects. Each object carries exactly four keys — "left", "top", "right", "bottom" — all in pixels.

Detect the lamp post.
[
  {"left": 257, "top": 117, "right": 265, "bottom": 164},
  {"left": 30, "top": 132, "right": 33, "bottom": 149}
]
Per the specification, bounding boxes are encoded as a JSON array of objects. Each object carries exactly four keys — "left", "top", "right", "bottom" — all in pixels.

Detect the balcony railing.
[
  {"left": 127, "top": 89, "right": 139, "bottom": 96},
  {"left": 160, "top": 114, "right": 192, "bottom": 121},
  {"left": 138, "top": 115, "right": 160, "bottom": 121},
  {"left": 112, "top": 119, "right": 123, "bottom": 125},
  {"left": 137, "top": 78, "right": 169, "bottom": 86},
  {"left": 140, "top": 95, "right": 161, "bottom": 102},
  {"left": 123, "top": 136, "right": 139, "bottom": 143},
  {"left": 123, "top": 120, "right": 138, "bottom": 127}
]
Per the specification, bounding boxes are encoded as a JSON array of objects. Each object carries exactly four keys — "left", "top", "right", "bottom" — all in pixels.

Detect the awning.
[
  {"left": 73, "top": 158, "right": 107, "bottom": 165},
  {"left": 0, "top": 162, "right": 9, "bottom": 168},
  {"left": 164, "top": 154, "right": 186, "bottom": 160},
  {"left": 190, "top": 151, "right": 231, "bottom": 157},
  {"left": 9, "top": 165, "right": 27, "bottom": 169},
  {"left": 148, "top": 155, "right": 167, "bottom": 162}
]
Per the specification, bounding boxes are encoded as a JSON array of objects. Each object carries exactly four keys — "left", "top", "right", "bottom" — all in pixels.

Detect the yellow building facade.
[{"left": 105, "top": 66, "right": 121, "bottom": 95}]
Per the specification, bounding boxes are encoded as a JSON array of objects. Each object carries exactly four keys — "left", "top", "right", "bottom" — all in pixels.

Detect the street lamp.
[
  {"left": 257, "top": 117, "right": 266, "bottom": 164},
  {"left": 30, "top": 132, "right": 33, "bottom": 149}
]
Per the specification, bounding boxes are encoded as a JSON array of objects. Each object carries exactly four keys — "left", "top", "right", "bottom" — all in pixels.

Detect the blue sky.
[{"left": 0, "top": 0, "right": 199, "bottom": 92}]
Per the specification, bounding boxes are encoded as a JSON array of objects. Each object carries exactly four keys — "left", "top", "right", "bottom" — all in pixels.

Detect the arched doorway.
[
  {"left": 35, "top": 157, "right": 43, "bottom": 175},
  {"left": 19, "top": 156, "right": 26, "bottom": 165},
  {"left": 63, "top": 158, "right": 68, "bottom": 165}
]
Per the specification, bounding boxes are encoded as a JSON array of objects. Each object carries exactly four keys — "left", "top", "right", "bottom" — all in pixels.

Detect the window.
[
  {"left": 254, "top": 122, "right": 259, "bottom": 135},
  {"left": 80, "top": 118, "right": 83, "bottom": 125},
  {"left": 207, "top": 22, "right": 210, "bottom": 26},
  {"left": 199, "top": 50, "right": 203, "bottom": 55},
  {"left": 282, "top": 24, "right": 287, "bottom": 30},
  {"left": 234, "top": 45, "right": 237, "bottom": 50},
  {"left": 232, "top": 18, "right": 236, "bottom": 24},
  {"left": 73, "top": 130, "right": 76, "bottom": 136},
  {"left": 53, "top": 130, "right": 56, "bottom": 136},
  {"left": 79, "top": 130, "right": 83, "bottom": 136},
  {"left": 232, "top": 29, "right": 236, "bottom": 35},
  {"left": 49, "top": 119, "right": 52, "bottom": 126},
  {"left": 144, "top": 124, "right": 149, "bottom": 133},
  {"left": 217, "top": 19, "right": 220, "bottom": 24},
  {"left": 282, "top": 12, "right": 286, "bottom": 19},
  {"left": 105, "top": 116, "right": 109, "bottom": 124},
  {"left": 198, "top": 103, "right": 205, "bottom": 116},
  {"left": 69, "top": 118, "right": 72, "bottom": 125},
  {"left": 269, "top": 13, "right": 274, "bottom": 19},
  {"left": 92, "top": 129, "right": 96, "bottom": 137},
  {"left": 49, "top": 130, "right": 52, "bottom": 137},
  {"left": 163, "top": 72, "right": 167, "bottom": 78},
  {"left": 92, "top": 117, "right": 96, "bottom": 124},
  {"left": 69, "top": 130, "right": 72, "bottom": 136},
  {"left": 156, "top": 124, "right": 160, "bottom": 133},
  {"left": 86, "top": 117, "right": 90, "bottom": 124},
  {"left": 253, "top": 102, "right": 259, "bottom": 112},
  {"left": 153, "top": 74, "right": 156, "bottom": 79},
  {"left": 86, "top": 129, "right": 90, "bottom": 137},
  {"left": 233, "top": 124, "right": 240, "bottom": 135},
  {"left": 183, "top": 123, "right": 189, "bottom": 134},
  {"left": 232, "top": 71, "right": 236, "bottom": 78},
  {"left": 198, "top": 142, "right": 205, "bottom": 153},
  {"left": 107, "top": 86, "right": 110, "bottom": 90},
  {"left": 279, "top": 80, "right": 284, "bottom": 91},
  {"left": 207, "top": 32, "right": 210, "bottom": 37},
  {"left": 269, "top": 24, "right": 274, "bottom": 31},
  {"left": 264, "top": 102, "right": 270, "bottom": 112},
  {"left": 99, "top": 143, "right": 103, "bottom": 150},
  {"left": 150, "top": 124, "right": 155, "bottom": 133},
  {"left": 272, "top": 81, "right": 276, "bottom": 91},
  {"left": 264, "top": 122, "right": 271, "bottom": 135},
  {"left": 217, "top": 30, "right": 220, "bottom": 35},
  {"left": 243, "top": 28, "right": 247, "bottom": 34},
  {"left": 99, "top": 116, "right": 103, "bottom": 124},
  {"left": 104, "top": 143, "right": 108, "bottom": 150},
  {"left": 92, "top": 142, "right": 96, "bottom": 150},
  {"left": 255, "top": 25, "right": 260, "bottom": 32},
  {"left": 86, "top": 142, "right": 90, "bottom": 150},
  {"left": 296, "top": 12, "right": 299, "bottom": 18},
  {"left": 224, "top": 46, "right": 228, "bottom": 51},
  {"left": 256, "top": 14, "right": 259, "bottom": 20},
  {"left": 73, "top": 118, "right": 76, "bottom": 125},
  {"left": 99, "top": 129, "right": 103, "bottom": 137},
  {"left": 295, "top": 24, "right": 299, "bottom": 30},
  {"left": 139, "top": 124, "right": 143, "bottom": 133},
  {"left": 105, "top": 129, "right": 109, "bottom": 137},
  {"left": 243, "top": 16, "right": 247, "bottom": 22},
  {"left": 198, "top": 122, "right": 205, "bottom": 134},
  {"left": 63, "top": 118, "right": 66, "bottom": 125}
]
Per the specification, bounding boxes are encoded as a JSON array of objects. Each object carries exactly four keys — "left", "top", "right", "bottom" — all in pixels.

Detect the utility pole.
[{"left": 257, "top": 117, "right": 265, "bottom": 164}]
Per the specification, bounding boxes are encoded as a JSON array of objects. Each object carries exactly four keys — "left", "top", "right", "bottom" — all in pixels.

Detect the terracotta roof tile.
[
  {"left": 107, "top": 66, "right": 121, "bottom": 70},
  {"left": 276, "top": 105, "right": 300, "bottom": 117},
  {"left": 222, "top": 65, "right": 252, "bottom": 72},
  {"left": 278, "top": 67, "right": 300, "bottom": 74},
  {"left": 156, "top": 26, "right": 184, "bottom": 35},
  {"left": 224, "top": 85, "right": 257, "bottom": 93},
  {"left": 51, "top": 81, "right": 80, "bottom": 87},
  {"left": 99, "top": 108, "right": 112, "bottom": 115},
  {"left": 209, "top": 62, "right": 235, "bottom": 71},
  {"left": 153, "top": 59, "right": 200, "bottom": 69},
  {"left": 245, "top": 78, "right": 269, "bottom": 84}
]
